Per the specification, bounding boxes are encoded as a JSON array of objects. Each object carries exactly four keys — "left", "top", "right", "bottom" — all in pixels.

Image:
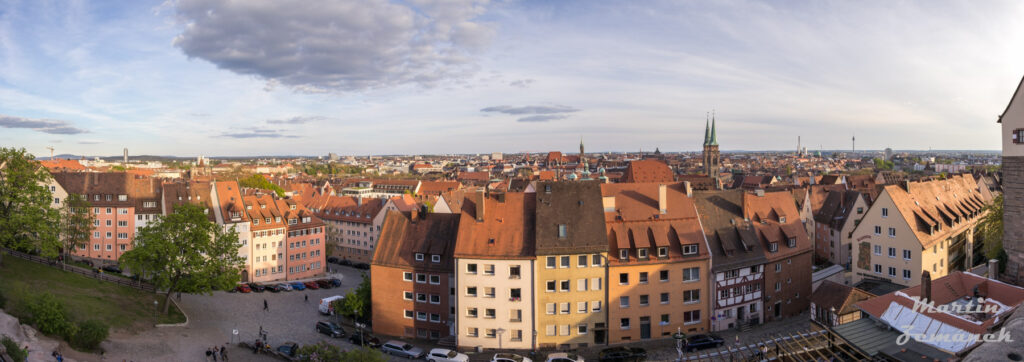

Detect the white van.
[{"left": 319, "top": 295, "right": 344, "bottom": 315}]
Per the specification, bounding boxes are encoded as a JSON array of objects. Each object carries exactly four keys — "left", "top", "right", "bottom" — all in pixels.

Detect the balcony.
[{"left": 509, "top": 297, "right": 522, "bottom": 302}]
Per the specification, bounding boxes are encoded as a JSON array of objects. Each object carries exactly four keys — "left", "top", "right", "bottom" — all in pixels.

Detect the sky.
[{"left": 1, "top": 0, "right": 1023, "bottom": 157}]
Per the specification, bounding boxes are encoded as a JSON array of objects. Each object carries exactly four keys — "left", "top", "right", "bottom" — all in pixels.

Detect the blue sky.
[{"left": 1, "top": 0, "right": 1022, "bottom": 157}]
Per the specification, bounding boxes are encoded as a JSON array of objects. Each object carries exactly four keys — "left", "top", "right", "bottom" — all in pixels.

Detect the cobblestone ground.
[{"left": 96, "top": 265, "right": 388, "bottom": 362}]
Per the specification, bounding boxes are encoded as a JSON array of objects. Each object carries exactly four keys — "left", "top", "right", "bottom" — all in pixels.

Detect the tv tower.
[{"left": 852, "top": 133, "right": 856, "bottom": 154}]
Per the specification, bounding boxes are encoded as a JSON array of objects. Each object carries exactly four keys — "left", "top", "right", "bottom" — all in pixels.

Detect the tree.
[
  {"left": 297, "top": 343, "right": 386, "bottom": 362},
  {"left": 0, "top": 147, "right": 61, "bottom": 265},
  {"left": 119, "top": 203, "right": 245, "bottom": 314},
  {"left": 980, "top": 194, "right": 1007, "bottom": 273},
  {"left": 338, "top": 273, "right": 371, "bottom": 323},
  {"left": 58, "top": 193, "right": 93, "bottom": 269},
  {"left": 238, "top": 174, "right": 286, "bottom": 197}
]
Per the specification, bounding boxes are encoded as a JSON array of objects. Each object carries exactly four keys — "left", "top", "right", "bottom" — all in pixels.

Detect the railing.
[{"left": 1, "top": 247, "right": 156, "bottom": 293}]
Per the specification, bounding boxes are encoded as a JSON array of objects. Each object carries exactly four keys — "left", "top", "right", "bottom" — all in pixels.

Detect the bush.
[
  {"left": 1, "top": 335, "right": 26, "bottom": 362},
  {"left": 0, "top": 288, "right": 6, "bottom": 309},
  {"left": 25, "top": 293, "right": 76, "bottom": 339},
  {"left": 70, "top": 320, "right": 109, "bottom": 351}
]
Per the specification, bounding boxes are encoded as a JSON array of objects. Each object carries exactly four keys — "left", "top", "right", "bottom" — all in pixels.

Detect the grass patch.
[{"left": 0, "top": 252, "right": 185, "bottom": 332}]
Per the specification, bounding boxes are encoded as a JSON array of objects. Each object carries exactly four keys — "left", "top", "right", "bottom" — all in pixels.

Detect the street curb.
[{"left": 155, "top": 296, "right": 189, "bottom": 328}]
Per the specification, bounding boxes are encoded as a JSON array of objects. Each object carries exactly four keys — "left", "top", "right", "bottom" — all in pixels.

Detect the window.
[
  {"left": 903, "top": 269, "right": 911, "bottom": 279},
  {"left": 403, "top": 291, "right": 413, "bottom": 300},
  {"left": 466, "top": 287, "right": 477, "bottom": 297},
  {"left": 888, "top": 228, "right": 896, "bottom": 237},
  {"left": 639, "top": 272, "right": 648, "bottom": 284},
  {"left": 431, "top": 254, "right": 440, "bottom": 263},
  {"left": 577, "top": 279, "right": 588, "bottom": 291},
  {"left": 620, "top": 296, "right": 630, "bottom": 308},
  {"left": 873, "top": 245, "right": 882, "bottom": 255},
  {"left": 485, "top": 309, "right": 496, "bottom": 319},
  {"left": 592, "top": 254, "right": 601, "bottom": 266},
  {"left": 684, "top": 310, "right": 701, "bottom": 325},
  {"left": 484, "top": 287, "right": 495, "bottom": 298},
  {"left": 592, "top": 300, "right": 602, "bottom": 312},
  {"left": 117, "top": 220, "right": 127, "bottom": 227},
  {"left": 775, "top": 282, "right": 781, "bottom": 291},
  {"left": 620, "top": 318, "right": 631, "bottom": 329},
  {"left": 560, "top": 280, "right": 570, "bottom": 292},
  {"left": 485, "top": 328, "right": 497, "bottom": 338},
  {"left": 546, "top": 303, "right": 555, "bottom": 315},
  {"left": 415, "top": 253, "right": 424, "bottom": 261},
  {"left": 768, "top": 242, "right": 778, "bottom": 252},
  {"left": 637, "top": 248, "right": 649, "bottom": 259},
  {"left": 546, "top": 256, "right": 556, "bottom": 268},
  {"left": 557, "top": 224, "right": 567, "bottom": 238},
  {"left": 560, "top": 256, "right": 570, "bottom": 268},
  {"left": 511, "top": 309, "right": 522, "bottom": 322},
  {"left": 657, "top": 246, "right": 668, "bottom": 257},
  {"left": 874, "top": 226, "right": 881, "bottom": 235},
  {"left": 619, "top": 249, "right": 629, "bottom": 260},
  {"left": 660, "top": 270, "right": 669, "bottom": 282},
  {"left": 882, "top": 208, "right": 888, "bottom": 217},
  {"left": 405, "top": 310, "right": 414, "bottom": 319},
  {"left": 509, "top": 265, "right": 521, "bottom": 279},
  {"left": 639, "top": 295, "right": 649, "bottom": 306},
  {"left": 684, "top": 289, "right": 700, "bottom": 303},
  {"left": 467, "top": 327, "right": 479, "bottom": 337},
  {"left": 775, "top": 263, "right": 782, "bottom": 272},
  {"left": 619, "top": 273, "right": 629, "bottom": 285},
  {"left": 483, "top": 264, "right": 495, "bottom": 275},
  {"left": 903, "top": 249, "right": 912, "bottom": 260},
  {"left": 546, "top": 280, "right": 556, "bottom": 292},
  {"left": 683, "top": 267, "right": 699, "bottom": 282},
  {"left": 466, "top": 264, "right": 477, "bottom": 274},
  {"left": 857, "top": 207, "right": 863, "bottom": 214},
  {"left": 417, "top": 312, "right": 427, "bottom": 321},
  {"left": 682, "top": 244, "right": 698, "bottom": 255},
  {"left": 416, "top": 274, "right": 427, "bottom": 283},
  {"left": 591, "top": 277, "right": 602, "bottom": 291},
  {"left": 54, "top": 197, "right": 60, "bottom": 204},
  {"left": 888, "top": 267, "right": 896, "bottom": 277},
  {"left": 429, "top": 275, "right": 440, "bottom": 285},
  {"left": 546, "top": 325, "right": 556, "bottom": 336},
  {"left": 888, "top": 247, "right": 896, "bottom": 258},
  {"left": 874, "top": 264, "right": 882, "bottom": 274},
  {"left": 787, "top": 238, "right": 796, "bottom": 248},
  {"left": 578, "top": 324, "right": 588, "bottom": 335},
  {"left": 660, "top": 292, "right": 669, "bottom": 304},
  {"left": 578, "top": 302, "right": 588, "bottom": 313},
  {"left": 560, "top": 303, "right": 569, "bottom": 314},
  {"left": 416, "top": 293, "right": 427, "bottom": 303}
]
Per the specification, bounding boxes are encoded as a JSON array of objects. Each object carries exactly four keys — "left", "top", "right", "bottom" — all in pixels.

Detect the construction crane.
[{"left": 46, "top": 146, "right": 55, "bottom": 159}]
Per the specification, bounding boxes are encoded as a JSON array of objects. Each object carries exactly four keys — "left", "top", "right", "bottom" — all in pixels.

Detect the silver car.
[{"left": 382, "top": 340, "right": 425, "bottom": 359}]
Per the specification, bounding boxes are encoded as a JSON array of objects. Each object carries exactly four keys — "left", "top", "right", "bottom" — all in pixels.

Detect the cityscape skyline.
[{"left": 2, "top": 1, "right": 1023, "bottom": 156}]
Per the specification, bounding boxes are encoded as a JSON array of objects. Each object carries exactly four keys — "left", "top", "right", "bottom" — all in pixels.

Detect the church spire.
[
  {"left": 703, "top": 112, "right": 710, "bottom": 146},
  {"left": 709, "top": 110, "right": 718, "bottom": 146}
]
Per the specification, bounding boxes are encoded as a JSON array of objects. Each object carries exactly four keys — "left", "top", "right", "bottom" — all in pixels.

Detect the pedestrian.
[
  {"left": 205, "top": 347, "right": 212, "bottom": 361},
  {"left": 263, "top": 299, "right": 268, "bottom": 311},
  {"left": 220, "top": 345, "right": 228, "bottom": 361},
  {"left": 211, "top": 346, "right": 218, "bottom": 361},
  {"left": 304, "top": 294, "right": 308, "bottom": 303}
]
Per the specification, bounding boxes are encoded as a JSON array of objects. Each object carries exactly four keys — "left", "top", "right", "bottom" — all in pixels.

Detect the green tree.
[
  {"left": 58, "top": 193, "right": 93, "bottom": 269},
  {"left": 872, "top": 158, "right": 894, "bottom": 170},
  {"left": 70, "top": 320, "right": 109, "bottom": 351},
  {"left": 25, "top": 293, "right": 76, "bottom": 339},
  {"left": 980, "top": 194, "right": 1007, "bottom": 273},
  {"left": 338, "top": 273, "right": 371, "bottom": 322},
  {"left": 119, "top": 203, "right": 245, "bottom": 314},
  {"left": 297, "top": 342, "right": 387, "bottom": 362},
  {"left": 0, "top": 147, "right": 61, "bottom": 265},
  {"left": 238, "top": 174, "right": 286, "bottom": 197}
]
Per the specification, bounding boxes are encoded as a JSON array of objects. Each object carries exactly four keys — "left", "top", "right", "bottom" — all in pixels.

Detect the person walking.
[
  {"left": 304, "top": 294, "right": 308, "bottom": 303},
  {"left": 263, "top": 299, "right": 268, "bottom": 311},
  {"left": 205, "top": 347, "right": 212, "bottom": 361},
  {"left": 220, "top": 345, "right": 228, "bottom": 361},
  {"left": 211, "top": 346, "right": 218, "bottom": 361}
]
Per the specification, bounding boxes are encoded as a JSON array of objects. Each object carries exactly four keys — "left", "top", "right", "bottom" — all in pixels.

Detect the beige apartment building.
[
  {"left": 455, "top": 192, "right": 536, "bottom": 350},
  {"left": 533, "top": 182, "right": 608, "bottom": 349},
  {"left": 851, "top": 175, "right": 989, "bottom": 287}
]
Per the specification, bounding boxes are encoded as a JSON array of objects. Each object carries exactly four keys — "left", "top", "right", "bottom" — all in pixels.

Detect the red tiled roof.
[
  {"left": 454, "top": 192, "right": 536, "bottom": 259},
  {"left": 621, "top": 159, "right": 674, "bottom": 183}
]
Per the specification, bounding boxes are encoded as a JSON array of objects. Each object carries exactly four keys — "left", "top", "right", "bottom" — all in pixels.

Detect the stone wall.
[{"left": 1003, "top": 156, "right": 1024, "bottom": 285}]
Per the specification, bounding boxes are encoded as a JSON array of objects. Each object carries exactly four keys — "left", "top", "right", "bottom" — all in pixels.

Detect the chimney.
[
  {"left": 410, "top": 207, "right": 420, "bottom": 222},
  {"left": 900, "top": 180, "right": 911, "bottom": 193},
  {"left": 658, "top": 184, "right": 667, "bottom": 214},
  {"left": 988, "top": 258, "right": 999, "bottom": 279},
  {"left": 683, "top": 181, "right": 693, "bottom": 197},
  {"left": 921, "top": 271, "right": 932, "bottom": 303},
  {"left": 475, "top": 190, "right": 486, "bottom": 222}
]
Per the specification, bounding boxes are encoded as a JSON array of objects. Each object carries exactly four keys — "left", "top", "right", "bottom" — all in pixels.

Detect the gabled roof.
[
  {"left": 454, "top": 192, "right": 536, "bottom": 259},
  {"left": 997, "top": 74, "right": 1024, "bottom": 123},
  {"left": 744, "top": 191, "right": 812, "bottom": 261},
  {"left": 693, "top": 190, "right": 767, "bottom": 271},
  {"left": 602, "top": 182, "right": 709, "bottom": 264},
  {"left": 811, "top": 280, "right": 875, "bottom": 316},
  {"left": 880, "top": 175, "right": 987, "bottom": 248},
  {"left": 621, "top": 159, "right": 674, "bottom": 183},
  {"left": 373, "top": 211, "right": 460, "bottom": 273},
  {"left": 535, "top": 181, "right": 606, "bottom": 255}
]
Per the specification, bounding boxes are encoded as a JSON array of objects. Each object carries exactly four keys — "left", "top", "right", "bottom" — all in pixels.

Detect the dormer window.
[
  {"left": 779, "top": 216, "right": 786, "bottom": 223},
  {"left": 787, "top": 238, "right": 796, "bottom": 248},
  {"left": 275, "top": 217, "right": 281, "bottom": 223},
  {"left": 431, "top": 255, "right": 440, "bottom": 263},
  {"left": 118, "top": 195, "right": 127, "bottom": 201},
  {"left": 657, "top": 247, "right": 668, "bottom": 258},
  {"left": 415, "top": 253, "right": 424, "bottom": 261},
  {"left": 290, "top": 205, "right": 296, "bottom": 210},
  {"left": 265, "top": 218, "right": 271, "bottom": 224},
  {"left": 637, "top": 248, "right": 649, "bottom": 259},
  {"left": 557, "top": 224, "right": 567, "bottom": 238},
  {"left": 769, "top": 242, "right": 778, "bottom": 252},
  {"left": 246, "top": 205, "right": 252, "bottom": 210},
  {"left": 253, "top": 219, "right": 259, "bottom": 225},
  {"left": 619, "top": 249, "right": 629, "bottom": 261},
  {"left": 682, "top": 244, "right": 698, "bottom": 255},
  {"left": 260, "top": 204, "right": 266, "bottom": 209}
]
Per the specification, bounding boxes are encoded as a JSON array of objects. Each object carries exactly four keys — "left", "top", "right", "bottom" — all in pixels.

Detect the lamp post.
[
  {"left": 153, "top": 300, "right": 159, "bottom": 316},
  {"left": 673, "top": 327, "right": 687, "bottom": 362},
  {"left": 497, "top": 328, "right": 506, "bottom": 351}
]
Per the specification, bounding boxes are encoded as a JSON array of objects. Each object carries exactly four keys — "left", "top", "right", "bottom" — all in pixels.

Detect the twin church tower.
[{"left": 702, "top": 112, "right": 721, "bottom": 182}]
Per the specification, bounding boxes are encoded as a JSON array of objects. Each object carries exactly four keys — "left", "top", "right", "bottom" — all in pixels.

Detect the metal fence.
[{"left": 1, "top": 248, "right": 156, "bottom": 293}]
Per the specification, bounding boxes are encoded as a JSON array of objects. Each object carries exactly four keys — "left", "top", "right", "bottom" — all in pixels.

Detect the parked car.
[
  {"left": 247, "top": 282, "right": 266, "bottom": 292},
  {"left": 684, "top": 334, "right": 725, "bottom": 352},
  {"left": 234, "top": 284, "right": 252, "bottom": 293},
  {"left": 315, "top": 321, "right": 346, "bottom": 338},
  {"left": 101, "top": 264, "right": 122, "bottom": 274},
  {"left": 348, "top": 331, "right": 381, "bottom": 348},
  {"left": 327, "top": 256, "right": 339, "bottom": 264},
  {"left": 428, "top": 348, "right": 469, "bottom": 362},
  {"left": 319, "top": 295, "right": 344, "bottom": 315},
  {"left": 266, "top": 284, "right": 284, "bottom": 292},
  {"left": 276, "top": 342, "right": 299, "bottom": 359},
  {"left": 303, "top": 281, "right": 320, "bottom": 290},
  {"left": 354, "top": 262, "right": 370, "bottom": 270},
  {"left": 315, "top": 279, "right": 332, "bottom": 289},
  {"left": 546, "top": 353, "right": 584, "bottom": 362},
  {"left": 328, "top": 278, "right": 343, "bottom": 287},
  {"left": 277, "top": 283, "right": 293, "bottom": 291},
  {"left": 338, "top": 259, "right": 352, "bottom": 266},
  {"left": 381, "top": 340, "right": 425, "bottom": 359},
  {"left": 290, "top": 281, "right": 306, "bottom": 291},
  {"left": 492, "top": 353, "right": 532, "bottom": 362},
  {"left": 597, "top": 347, "right": 647, "bottom": 362}
]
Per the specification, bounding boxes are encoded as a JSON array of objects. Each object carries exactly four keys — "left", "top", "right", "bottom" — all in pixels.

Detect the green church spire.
[
  {"left": 709, "top": 111, "right": 718, "bottom": 146},
  {"left": 703, "top": 112, "right": 710, "bottom": 146}
]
